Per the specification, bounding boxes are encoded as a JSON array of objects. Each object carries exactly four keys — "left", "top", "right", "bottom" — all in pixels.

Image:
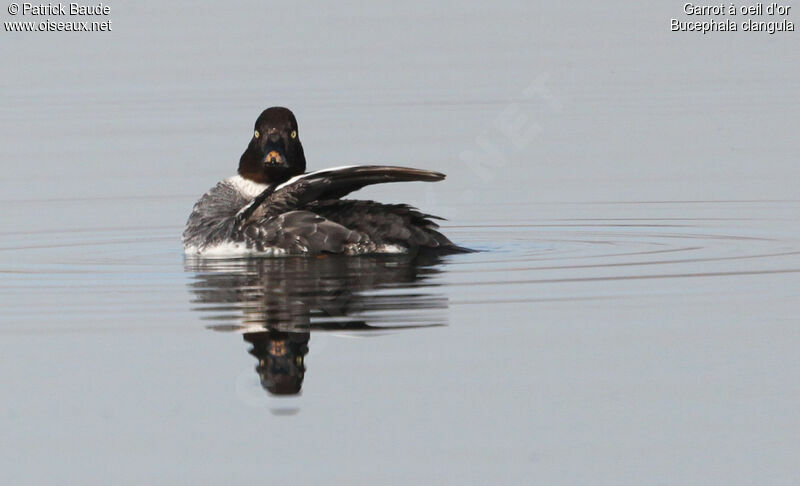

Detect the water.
[{"left": 2, "top": 1, "right": 799, "bottom": 484}]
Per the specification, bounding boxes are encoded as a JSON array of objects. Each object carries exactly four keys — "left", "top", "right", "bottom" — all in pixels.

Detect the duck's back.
[{"left": 183, "top": 166, "right": 469, "bottom": 257}]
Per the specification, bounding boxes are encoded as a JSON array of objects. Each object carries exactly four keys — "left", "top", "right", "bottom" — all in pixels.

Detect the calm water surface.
[
  {"left": 3, "top": 199, "right": 799, "bottom": 484},
  {"left": 2, "top": 1, "right": 799, "bottom": 484}
]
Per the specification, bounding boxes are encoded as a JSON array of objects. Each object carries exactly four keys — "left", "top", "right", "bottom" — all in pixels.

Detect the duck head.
[{"left": 238, "top": 107, "right": 306, "bottom": 184}]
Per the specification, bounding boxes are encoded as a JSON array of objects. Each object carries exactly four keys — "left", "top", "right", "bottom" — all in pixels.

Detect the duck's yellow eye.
[
  {"left": 254, "top": 130, "right": 260, "bottom": 139},
  {"left": 290, "top": 130, "right": 297, "bottom": 139}
]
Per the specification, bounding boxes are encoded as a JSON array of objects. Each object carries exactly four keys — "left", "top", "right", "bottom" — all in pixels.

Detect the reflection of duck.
[{"left": 186, "top": 254, "right": 448, "bottom": 396}]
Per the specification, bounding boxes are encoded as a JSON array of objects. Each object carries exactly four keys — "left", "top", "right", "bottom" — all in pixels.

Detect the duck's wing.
[
  {"left": 235, "top": 166, "right": 445, "bottom": 227},
  {"left": 277, "top": 165, "right": 445, "bottom": 199}
]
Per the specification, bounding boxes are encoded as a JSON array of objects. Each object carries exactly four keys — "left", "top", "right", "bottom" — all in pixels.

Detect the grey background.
[
  {"left": 1, "top": 1, "right": 799, "bottom": 485},
  {"left": 3, "top": 1, "right": 797, "bottom": 208}
]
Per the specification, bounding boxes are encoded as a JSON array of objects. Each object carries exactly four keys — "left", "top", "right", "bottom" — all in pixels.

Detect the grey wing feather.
[
  {"left": 183, "top": 181, "right": 364, "bottom": 254},
  {"left": 308, "top": 199, "right": 459, "bottom": 252},
  {"left": 269, "top": 211, "right": 364, "bottom": 254},
  {"left": 183, "top": 181, "right": 248, "bottom": 250}
]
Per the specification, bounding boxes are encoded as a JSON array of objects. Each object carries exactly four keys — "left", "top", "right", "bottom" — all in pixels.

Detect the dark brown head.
[{"left": 238, "top": 107, "right": 306, "bottom": 184}]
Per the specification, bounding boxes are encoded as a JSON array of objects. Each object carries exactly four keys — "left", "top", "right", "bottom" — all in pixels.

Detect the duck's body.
[{"left": 183, "top": 108, "right": 465, "bottom": 257}]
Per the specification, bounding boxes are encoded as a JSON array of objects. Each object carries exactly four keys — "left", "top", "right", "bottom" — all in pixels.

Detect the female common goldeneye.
[{"left": 183, "top": 107, "right": 467, "bottom": 257}]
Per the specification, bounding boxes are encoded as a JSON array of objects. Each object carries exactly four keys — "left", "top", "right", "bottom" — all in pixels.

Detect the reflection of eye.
[
  {"left": 254, "top": 130, "right": 260, "bottom": 139},
  {"left": 290, "top": 130, "right": 297, "bottom": 139}
]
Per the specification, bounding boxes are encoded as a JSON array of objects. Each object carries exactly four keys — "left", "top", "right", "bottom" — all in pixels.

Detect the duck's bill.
[{"left": 265, "top": 150, "right": 284, "bottom": 165}]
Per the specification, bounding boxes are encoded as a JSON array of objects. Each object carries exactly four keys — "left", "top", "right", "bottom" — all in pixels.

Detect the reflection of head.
[{"left": 243, "top": 330, "right": 310, "bottom": 396}]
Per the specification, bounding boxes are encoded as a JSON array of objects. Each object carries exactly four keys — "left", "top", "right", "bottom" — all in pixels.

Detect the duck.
[{"left": 183, "top": 107, "right": 468, "bottom": 257}]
